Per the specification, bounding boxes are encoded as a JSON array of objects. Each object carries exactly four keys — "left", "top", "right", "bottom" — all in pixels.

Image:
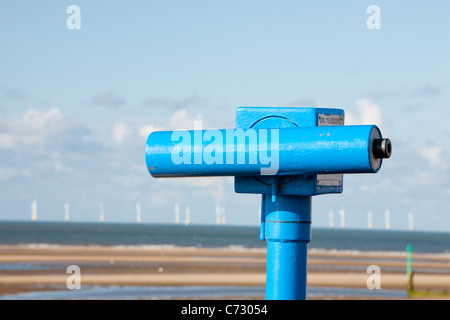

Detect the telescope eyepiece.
[{"left": 373, "top": 138, "right": 392, "bottom": 159}]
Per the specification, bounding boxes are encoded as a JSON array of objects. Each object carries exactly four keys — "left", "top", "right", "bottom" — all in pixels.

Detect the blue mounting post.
[
  {"left": 263, "top": 195, "right": 311, "bottom": 300},
  {"left": 145, "top": 107, "right": 392, "bottom": 300}
]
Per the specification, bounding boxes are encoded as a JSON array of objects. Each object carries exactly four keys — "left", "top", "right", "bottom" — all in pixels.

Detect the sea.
[{"left": 0, "top": 221, "right": 448, "bottom": 253}]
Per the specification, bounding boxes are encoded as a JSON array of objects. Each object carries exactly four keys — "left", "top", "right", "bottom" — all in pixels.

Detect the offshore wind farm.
[{"left": 25, "top": 198, "right": 420, "bottom": 233}]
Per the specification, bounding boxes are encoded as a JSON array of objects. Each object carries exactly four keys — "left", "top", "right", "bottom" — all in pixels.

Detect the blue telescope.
[
  {"left": 146, "top": 125, "right": 386, "bottom": 177},
  {"left": 145, "top": 107, "right": 391, "bottom": 300}
]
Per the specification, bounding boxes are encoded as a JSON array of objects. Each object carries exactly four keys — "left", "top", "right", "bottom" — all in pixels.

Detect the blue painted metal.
[
  {"left": 234, "top": 107, "right": 345, "bottom": 196},
  {"left": 145, "top": 125, "right": 382, "bottom": 178},
  {"left": 144, "top": 106, "right": 390, "bottom": 300},
  {"left": 263, "top": 195, "right": 311, "bottom": 300}
]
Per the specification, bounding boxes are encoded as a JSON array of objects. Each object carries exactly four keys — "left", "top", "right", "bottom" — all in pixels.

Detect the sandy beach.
[{"left": 0, "top": 244, "right": 448, "bottom": 299}]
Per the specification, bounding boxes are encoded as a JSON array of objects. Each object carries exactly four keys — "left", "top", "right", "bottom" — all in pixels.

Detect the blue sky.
[{"left": 0, "top": 1, "right": 449, "bottom": 231}]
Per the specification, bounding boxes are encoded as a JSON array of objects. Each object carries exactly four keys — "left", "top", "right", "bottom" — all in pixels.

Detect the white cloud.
[
  {"left": 420, "top": 146, "right": 447, "bottom": 170},
  {"left": 22, "top": 108, "right": 64, "bottom": 131},
  {"left": 0, "top": 167, "right": 18, "bottom": 180},
  {"left": 357, "top": 99, "right": 382, "bottom": 126},
  {"left": 344, "top": 112, "right": 359, "bottom": 126},
  {"left": 138, "top": 109, "right": 206, "bottom": 140},
  {"left": 139, "top": 124, "right": 161, "bottom": 139},
  {"left": 169, "top": 109, "right": 204, "bottom": 130},
  {"left": 0, "top": 133, "right": 40, "bottom": 149},
  {"left": 0, "top": 108, "right": 99, "bottom": 180},
  {"left": 347, "top": 99, "right": 383, "bottom": 127},
  {"left": 0, "top": 134, "right": 15, "bottom": 149},
  {"left": 169, "top": 109, "right": 188, "bottom": 128},
  {"left": 53, "top": 160, "right": 73, "bottom": 174},
  {"left": 112, "top": 123, "right": 129, "bottom": 144},
  {"left": 0, "top": 167, "right": 32, "bottom": 180},
  {"left": 0, "top": 108, "right": 66, "bottom": 149},
  {"left": 404, "top": 169, "right": 440, "bottom": 186}
]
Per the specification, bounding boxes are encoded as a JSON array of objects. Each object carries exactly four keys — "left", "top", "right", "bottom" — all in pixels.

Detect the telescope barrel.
[{"left": 145, "top": 125, "right": 386, "bottom": 178}]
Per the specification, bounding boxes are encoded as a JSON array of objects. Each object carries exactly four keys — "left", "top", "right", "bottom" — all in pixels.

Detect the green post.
[{"left": 406, "top": 244, "right": 412, "bottom": 293}]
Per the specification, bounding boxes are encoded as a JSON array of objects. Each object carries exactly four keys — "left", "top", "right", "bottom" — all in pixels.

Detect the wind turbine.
[
  {"left": 65, "top": 203, "right": 70, "bottom": 222},
  {"left": 367, "top": 211, "right": 373, "bottom": 230},
  {"left": 220, "top": 206, "right": 226, "bottom": 225},
  {"left": 136, "top": 202, "right": 141, "bottom": 223},
  {"left": 31, "top": 199, "right": 38, "bottom": 222},
  {"left": 408, "top": 212, "right": 414, "bottom": 231},
  {"left": 339, "top": 209, "right": 345, "bottom": 229},
  {"left": 385, "top": 210, "right": 390, "bottom": 230},
  {"left": 175, "top": 204, "right": 180, "bottom": 224},
  {"left": 216, "top": 204, "right": 221, "bottom": 225},
  {"left": 329, "top": 211, "right": 334, "bottom": 229},
  {"left": 99, "top": 203, "right": 104, "bottom": 223},
  {"left": 184, "top": 206, "right": 190, "bottom": 226}
]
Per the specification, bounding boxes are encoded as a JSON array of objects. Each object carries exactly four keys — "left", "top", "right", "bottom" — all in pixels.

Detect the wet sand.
[{"left": 0, "top": 245, "right": 448, "bottom": 299}]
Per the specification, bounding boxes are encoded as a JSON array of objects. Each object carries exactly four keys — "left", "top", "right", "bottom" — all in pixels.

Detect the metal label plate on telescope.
[{"left": 316, "top": 113, "right": 344, "bottom": 187}]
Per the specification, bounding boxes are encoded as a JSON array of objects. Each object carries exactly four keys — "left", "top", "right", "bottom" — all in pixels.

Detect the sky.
[{"left": 0, "top": 1, "right": 449, "bottom": 232}]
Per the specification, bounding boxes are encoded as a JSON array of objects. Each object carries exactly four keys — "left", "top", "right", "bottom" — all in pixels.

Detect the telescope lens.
[{"left": 373, "top": 138, "right": 392, "bottom": 159}]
